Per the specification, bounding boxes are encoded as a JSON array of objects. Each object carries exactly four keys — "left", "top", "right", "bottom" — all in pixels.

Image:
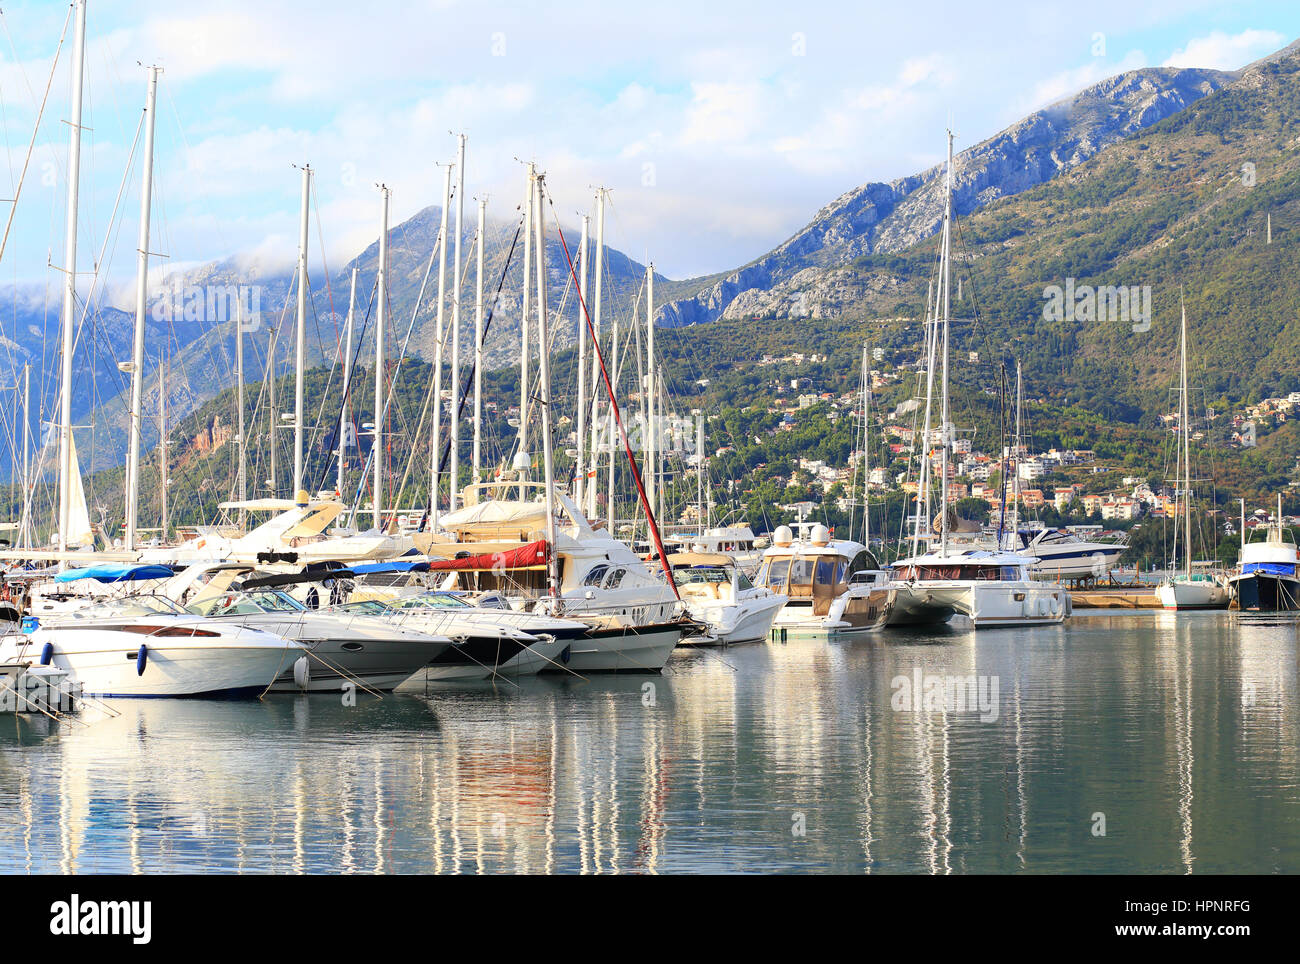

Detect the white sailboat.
[{"left": 1156, "top": 303, "right": 1229, "bottom": 611}]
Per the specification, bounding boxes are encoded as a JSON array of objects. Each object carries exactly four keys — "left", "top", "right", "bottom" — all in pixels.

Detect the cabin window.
[
  {"left": 815, "top": 558, "right": 835, "bottom": 586},
  {"left": 765, "top": 558, "right": 791, "bottom": 589},
  {"left": 604, "top": 568, "right": 627, "bottom": 590},
  {"left": 789, "top": 558, "right": 816, "bottom": 587},
  {"left": 736, "top": 570, "right": 755, "bottom": 591},
  {"left": 583, "top": 565, "right": 609, "bottom": 587}
]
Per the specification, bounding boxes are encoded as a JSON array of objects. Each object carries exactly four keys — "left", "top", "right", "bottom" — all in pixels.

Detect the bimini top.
[{"left": 54, "top": 563, "right": 174, "bottom": 584}]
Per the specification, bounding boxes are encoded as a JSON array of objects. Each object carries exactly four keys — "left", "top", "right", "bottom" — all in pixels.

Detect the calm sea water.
[{"left": 2, "top": 611, "right": 1297, "bottom": 874}]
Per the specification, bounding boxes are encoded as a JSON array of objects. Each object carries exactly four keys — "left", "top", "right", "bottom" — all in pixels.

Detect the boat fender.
[
  {"left": 136, "top": 644, "right": 148, "bottom": 677},
  {"left": 1037, "top": 598, "right": 1048, "bottom": 618},
  {"left": 40, "top": 641, "right": 53, "bottom": 665},
  {"left": 293, "top": 656, "right": 311, "bottom": 691},
  {"left": 1050, "top": 595, "right": 1061, "bottom": 616},
  {"left": 560, "top": 645, "right": 571, "bottom": 664}
]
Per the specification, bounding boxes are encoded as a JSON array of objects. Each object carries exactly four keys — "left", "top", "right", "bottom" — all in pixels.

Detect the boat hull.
[
  {"left": 686, "top": 594, "right": 787, "bottom": 645},
  {"left": 1230, "top": 572, "right": 1300, "bottom": 612},
  {"left": 890, "top": 582, "right": 1067, "bottom": 628},
  {"left": 542, "top": 622, "right": 682, "bottom": 673},
  {"left": 1157, "top": 579, "right": 1229, "bottom": 610},
  {"left": 772, "top": 587, "right": 894, "bottom": 635},
  {"left": 34, "top": 631, "right": 298, "bottom": 698}
]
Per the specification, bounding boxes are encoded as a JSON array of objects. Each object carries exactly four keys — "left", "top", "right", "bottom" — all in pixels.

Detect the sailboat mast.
[
  {"left": 473, "top": 197, "right": 486, "bottom": 483},
  {"left": 20, "top": 363, "right": 30, "bottom": 549},
  {"left": 374, "top": 185, "right": 389, "bottom": 530},
  {"left": 338, "top": 266, "right": 357, "bottom": 498},
  {"left": 449, "top": 133, "right": 465, "bottom": 514},
  {"left": 602, "top": 192, "right": 617, "bottom": 533},
  {"left": 56, "top": 0, "right": 87, "bottom": 559},
  {"left": 533, "top": 172, "right": 560, "bottom": 598},
  {"left": 159, "top": 351, "right": 169, "bottom": 543},
  {"left": 575, "top": 214, "right": 589, "bottom": 508},
  {"left": 517, "top": 164, "right": 533, "bottom": 499},
  {"left": 911, "top": 280, "right": 936, "bottom": 557},
  {"left": 268, "top": 325, "right": 277, "bottom": 497},
  {"left": 236, "top": 296, "right": 246, "bottom": 530},
  {"left": 1012, "top": 359, "right": 1023, "bottom": 547},
  {"left": 646, "top": 263, "right": 657, "bottom": 527},
  {"left": 696, "top": 412, "right": 705, "bottom": 536},
  {"left": 125, "top": 64, "right": 159, "bottom": 551},
  {"left": 431, "top": 163, "right": 451, "bottom": 524},
  {"left": 1181, "top": 303, "right": 1191, "bottom": 578},
  {"left": 293, "top": 163, "right": 312, "bottom": 498},
  {"left": 939, "top": 129, "right": 954, "bottom": 556},
  {"left": 861, "top": 343, "right": 870, "bottom": 549},
  {"left": 588, "top": 190, "right": 606, "bottom": 523}
]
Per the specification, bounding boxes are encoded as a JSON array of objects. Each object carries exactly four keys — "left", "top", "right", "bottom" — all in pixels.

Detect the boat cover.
[{"left": 425, "top": 540, "right": 549, "bottom": 571}]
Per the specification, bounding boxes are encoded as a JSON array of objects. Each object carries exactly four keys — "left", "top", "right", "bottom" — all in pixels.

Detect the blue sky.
[{"left": 0, "top": 0, "right": 1296, "bottom": 294}]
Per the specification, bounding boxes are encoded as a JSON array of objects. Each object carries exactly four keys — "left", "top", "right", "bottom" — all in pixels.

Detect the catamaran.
[{"left": 886, "top": 131, "right": 1067, "bottom": 629}]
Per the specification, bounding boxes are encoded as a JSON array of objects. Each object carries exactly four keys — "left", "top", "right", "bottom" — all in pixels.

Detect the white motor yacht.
[
  {"left": 669, "top": 552, "right": 787, "bottom": 645},
  {"left": 15, "top": 565, "right": 300, "bottom": 698},
  {"left": 754, "top": 525, "right": 894, "bottom": 634},
  {"left": 165, "top": 564, "right": 452, "bottom": 692},
  {"left": 414, "top": 482, "right": 683, "bottom": 672}
]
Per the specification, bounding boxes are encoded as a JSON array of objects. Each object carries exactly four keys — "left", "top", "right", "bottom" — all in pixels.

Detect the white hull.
[
  {"left": 772, "top": 586, "right": 894, "bottom": 634},
  {"left": 1029, "top": 545, "right": 1126, "bottom": 579},
  {"left": 1157, "top": 579, "right": 1229, "bottom": 610},
  {"left": 891, "top": 581, "right": 1067, "bottom": 628},
  {"left": 543, "top": 623, "right": 681, "bottom": 673},
  {"left": 32, "top": 630, "right": 298, "bottom": 697},
  {"left": 685, "top": 594, "right": 787, "bottom": 645}
]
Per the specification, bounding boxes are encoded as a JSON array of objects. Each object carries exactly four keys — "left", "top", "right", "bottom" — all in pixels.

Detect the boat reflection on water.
[{"left": 1, "top": 612, "right": 1299, "bottom": 873}]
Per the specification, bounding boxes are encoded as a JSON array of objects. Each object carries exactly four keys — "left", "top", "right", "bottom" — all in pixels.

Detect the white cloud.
[
  {"left": 680, "top": 82, "right": 764, "bottom": 147},
  {"left": 1163, "top": 29, "right": 1286, "bottom": 70}
]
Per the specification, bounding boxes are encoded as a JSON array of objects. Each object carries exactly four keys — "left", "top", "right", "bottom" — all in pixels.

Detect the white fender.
[{"left": 293, "top": 655, "right": 311, "bottom": 691}]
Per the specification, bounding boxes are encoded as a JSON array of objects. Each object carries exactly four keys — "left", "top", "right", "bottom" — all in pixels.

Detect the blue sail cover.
[
  {"left": 1242, "top": 562, "right": 1297, "bottom": 577},
  {"left": 54, "top": 563, "right": 174, "bottom": 584},
  {"left": 348, "top": 560, "right": 430, "bottom": 575}
]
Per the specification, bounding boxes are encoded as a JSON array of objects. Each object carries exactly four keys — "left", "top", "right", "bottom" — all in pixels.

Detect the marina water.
[{"left": 2, "top": 611, "right": 1297, "bottom": 874}]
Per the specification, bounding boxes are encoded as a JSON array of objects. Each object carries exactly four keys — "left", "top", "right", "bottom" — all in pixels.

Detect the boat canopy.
[
  {"left": 54, "top": 563, "right": 174, "bottom": 584},
  {"left": 425, "top": 540, "right": 549, "bottom": 572}
]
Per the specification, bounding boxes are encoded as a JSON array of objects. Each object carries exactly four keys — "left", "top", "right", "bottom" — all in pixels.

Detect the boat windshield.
[
  {"left": 81, "top": 594, "right": 190, "bottom": 618},
  {"left": 187, "top": 590, "right": 306, "bottom": 617},
  {"left": 391, "top": 592, "right": 471, "bottom": 611},
  {"left": 757, "top": 554, "right": 848, "bottom": 590},
  {"left": 674, "top": 565, "right": 733, "bottom": 585},
  {"left": 335, "top": 600, "right": 391, "bottom": 614}
]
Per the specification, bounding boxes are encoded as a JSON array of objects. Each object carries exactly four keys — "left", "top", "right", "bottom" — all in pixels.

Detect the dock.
[{"left": 1070, "top": 589, "right": 1161, "bottom": 609}]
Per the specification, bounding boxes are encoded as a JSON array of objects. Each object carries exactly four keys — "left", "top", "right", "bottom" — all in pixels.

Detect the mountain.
[
  {"left": 641, "top": 35, "right": 1300, "bottom": 466},
  {"left": 0, "top": 204, "right": 659, "bottom": 476},
  {"left": 656, "top": 65, "right": 1236, "bottom": 326}
]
